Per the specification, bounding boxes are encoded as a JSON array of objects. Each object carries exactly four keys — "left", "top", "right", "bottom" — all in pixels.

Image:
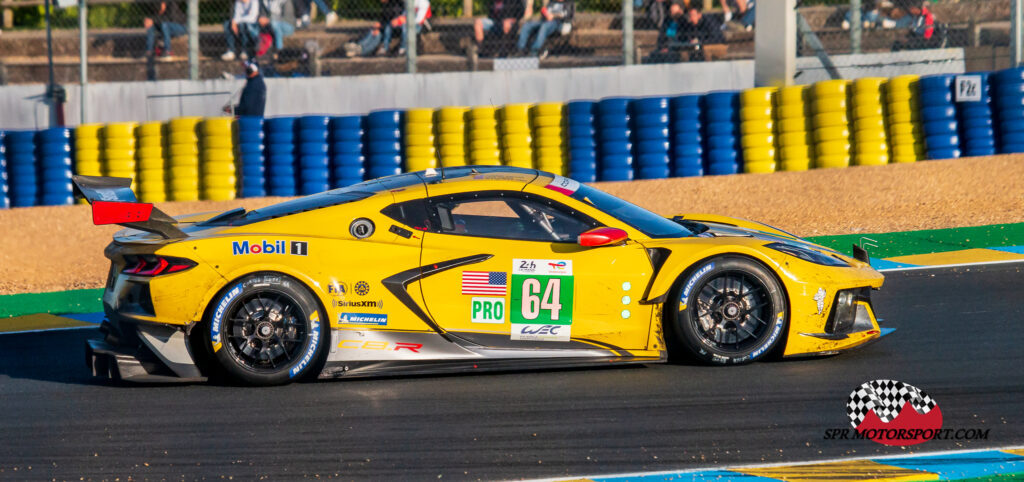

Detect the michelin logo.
[
  {"left": 338, "top": 313, "right": 388, "bottom": 326},
  {"left": 210, "top": 283, "right": 243, "bottom": 348},
  {"left": 290, "top": 316, "right": 321, "bottom": 378},
  {"left": 682, "top": 262, "right": 715, "bottom": 298}
]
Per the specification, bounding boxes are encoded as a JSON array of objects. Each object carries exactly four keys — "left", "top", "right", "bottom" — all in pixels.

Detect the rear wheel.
[
  {"left": 204, "top": 272, "right": 327, "bottom": 385},
  {"left": 668, "top": 256, "right": 788, "bottom": 364}
]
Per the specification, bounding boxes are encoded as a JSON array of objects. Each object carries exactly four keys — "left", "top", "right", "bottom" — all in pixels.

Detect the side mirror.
[{"left": 578, "top": 227, "right": 628, "bottom": 247}]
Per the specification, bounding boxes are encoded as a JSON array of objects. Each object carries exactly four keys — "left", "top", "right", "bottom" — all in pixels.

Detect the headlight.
[{"left": 765, "top": 242, "right": 849, "bottom": 267}]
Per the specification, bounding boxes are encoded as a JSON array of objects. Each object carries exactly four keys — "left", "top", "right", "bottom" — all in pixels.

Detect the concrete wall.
[{"left": 0, "top": 49, "right": 966, "bottom": 129}]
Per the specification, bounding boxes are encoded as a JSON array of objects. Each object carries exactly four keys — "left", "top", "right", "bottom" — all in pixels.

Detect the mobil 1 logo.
[
  {"left": 471, "top": 297, "right": 505, "bottom": 324},
  {"left": 510, "top": 259, "right": 573, "bottom": 341}
]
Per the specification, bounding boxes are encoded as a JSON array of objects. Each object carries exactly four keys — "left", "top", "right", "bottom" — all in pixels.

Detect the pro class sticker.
[{"left": 471, "top": 297, "right": 505, "bottom": 324}]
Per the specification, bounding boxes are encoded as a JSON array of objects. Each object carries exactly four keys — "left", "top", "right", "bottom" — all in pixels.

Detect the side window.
[
  {"left": 381, "top": 199, "right": 432, "bottom": 231},
  {"left": 430, "top": 191, "right": 597, "bottom": 242}
]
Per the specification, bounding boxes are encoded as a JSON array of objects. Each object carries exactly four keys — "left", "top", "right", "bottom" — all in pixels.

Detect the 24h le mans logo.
[{"left": 846, "top": 379, "right": 943, "bottom": 446}]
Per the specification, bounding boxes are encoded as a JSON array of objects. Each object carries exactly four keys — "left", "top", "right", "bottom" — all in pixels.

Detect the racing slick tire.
[
  {"left": 202, "top": 273, "right": 329, "bottom": 386},
  {"left": 667, "top": 256, "right": 789, "bottom": 365}
]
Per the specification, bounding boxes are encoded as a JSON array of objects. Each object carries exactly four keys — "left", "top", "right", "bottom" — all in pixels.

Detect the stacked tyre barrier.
[
  {"left": 264, "top": 117, "right": 297, "bottom": 197},
  {"left": 36, "top": 128, "right": 74, "bottom": 205},
  {"left": 366, "top": 110, "right": 404, "bottom": 178},
  {"left": 669, "top": 95, "right": 703, "bottom": 177},
  {"left": 5, "top": 131, "right": 38, "bottom": 207},
  {"left": 702, "top": 91, "right": 741, "bottom": 175},
  {"left": 957, "top": 72, "right": 996, "bottom": 157},
  {"left": 136, "top": 121, "right": 166, "bottom": 203},
  {"left": 776, "top": 86, "right": 813, "bottom": 171},
  {"left": 918, "top": 74, "right": 961, "bottom": 160},
  {"left": 0, "top": 131, "right": 8, "bottom": 209},
  {"left": 296, "top": 116, "right": 330, "bottom": 195},
  {"left": 237, "top": 116, "right": 266, "bottom": 197},
  {"left": 501, "top": 104, "right": 533, "bottom": 170},
  {"left": 168, "top": 117, "right": 201, "bottom": 201},
  {"left": 886, "top": 75, "right": 925, "bottom": 163},
  {"left": 404, "top": 109, "right": 438, "bottom": 172},
  {"left": 631, "top": 97, "right": 671, "bottom": 179},
  {"left": 329, "top": 115, "right": 365, "bottom": 188},
  {"left": 468, "top": 107, "right": 501, "bottom": 167},
  {"left": 851, "top": 78, "right": 890, "bottom": 166},
  {"left": 812, "top": 80, "right": 852, "bottom": 169},
  {"left": 993, "top": 67, "right": 1024, "bottom": 153},
  {"left": 596, "top": 98, "right": 633, "bottom": 181},
  {"left": 102, "top": 123, "right": 137, "bottom": 191},
  {"left": 532, "top": 103, "right": 566, "bottom": 175},
  {"left": 566, "top": 101, "right": 597, "bottom": 182},
  {"left": 739, "top": 87, "right": 778, "bottom": 174},
  {"left": 201, "top": 117, "right": 237, "bottom": 200},
  {"left": 437, "top": 107, "right": 468, "bottom": 167}
]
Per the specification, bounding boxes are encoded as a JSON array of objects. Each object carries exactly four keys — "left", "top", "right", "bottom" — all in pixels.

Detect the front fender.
[{"left": 642, "top": 242, "right": 788, "bottom": 304}]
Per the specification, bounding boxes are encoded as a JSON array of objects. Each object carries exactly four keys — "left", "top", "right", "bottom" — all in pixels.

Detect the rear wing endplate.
[{"left": 72, "top": 175, "right": 187, "bottom": 239}]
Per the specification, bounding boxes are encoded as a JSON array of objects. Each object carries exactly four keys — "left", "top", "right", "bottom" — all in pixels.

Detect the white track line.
[
  {"left": 0, "top": 325, "right": 98, "bottom": 336},
  {"left": 878, "top": 258, "right": 1024, "bottom": 272},
  {"left": 521, "top": 444, "right": 1024, "bottom": 481}
]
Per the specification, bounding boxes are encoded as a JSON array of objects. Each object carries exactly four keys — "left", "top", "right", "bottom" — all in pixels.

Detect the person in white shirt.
[
  {"left": 394, "top": 0, "right": 430, "bottom": 55},
  {"left": 222, "top": 0, "right": 261, "bottom": 60}
]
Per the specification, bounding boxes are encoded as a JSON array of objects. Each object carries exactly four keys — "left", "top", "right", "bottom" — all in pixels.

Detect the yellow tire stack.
[
  {"left": 167, "top": 116, "right": 202, "bottom": 201},
  {"left": 437, "top": 107, "right": 469, "bottom": 167},
  {"left": 531, "top": 102, "right": 566, "bottom": 175},
  {"left": 102, "top": 122, "right": 138, "bottom": 188},
  {"left": 73, "top": 124, "right": 103, "bottom": 204},
  {"left": 812, "top": 80, "right": 852, "bottom": 168},
  {"left": 404, "top": 108, "right": 438, "bottom": 171},
  {"left": 500, "top": 104, "right": 533, "bottom": 168},
  {"left": 776, "top": 86, "right": 814, "bottom": 171},
  {"left": 200, "top": 117, "right": 237, "bottom": 201},
  {"left": 886, "top": 75, "right": 925, "bottom": 163},
  {"left": 739, "top": 87, "right": 778, "bottom": 173},
  {"left": 851, "top": 77, "right": 890, "bottom": 166},
  {"left": 136, "top": 121, "right": 167, "bottom": 203},
  {"left": 469, "top": 106, "right": 501, "bottom": 166}
]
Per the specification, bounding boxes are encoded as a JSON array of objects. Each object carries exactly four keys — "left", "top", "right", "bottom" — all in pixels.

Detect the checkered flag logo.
[{"left": 846, "top": 379, "right": 938, "bottom": 427}]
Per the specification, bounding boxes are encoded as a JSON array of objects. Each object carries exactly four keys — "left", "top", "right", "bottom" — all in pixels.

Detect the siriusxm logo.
[
  {"left": 232, "top": 240, "right": 308, "bottom": 256},
  {"left": 682, "top": 262, "right": 715, "bottom": 298},
  {"left": 338, "top": 313, "right": 388, "bottom": 326},
  {"left": 290, "top": 318, "right": 320, "bottom": 378}
]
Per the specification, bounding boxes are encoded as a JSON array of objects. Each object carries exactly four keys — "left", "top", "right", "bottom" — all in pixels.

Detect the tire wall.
[{"left": 1, "top": 68, "right": 1019, "bottom": 208}]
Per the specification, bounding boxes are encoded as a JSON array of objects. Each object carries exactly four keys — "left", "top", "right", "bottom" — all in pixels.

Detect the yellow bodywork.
[{"left": 103, "top": 168, "right": 885, "bottom": 363}]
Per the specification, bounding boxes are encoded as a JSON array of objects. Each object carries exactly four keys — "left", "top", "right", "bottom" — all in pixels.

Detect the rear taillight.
[{"left": 122, "top": 255, "right": 196, "bottom": 277}]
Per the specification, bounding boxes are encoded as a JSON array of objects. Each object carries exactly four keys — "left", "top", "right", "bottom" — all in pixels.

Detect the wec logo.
[{"left": 232, "top": 240, "right": 308, "bottom": 256}]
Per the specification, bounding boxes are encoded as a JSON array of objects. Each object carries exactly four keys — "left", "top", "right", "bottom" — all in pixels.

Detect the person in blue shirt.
[{"left": 234, "top": 61, "right": 266, "bottom": 116}]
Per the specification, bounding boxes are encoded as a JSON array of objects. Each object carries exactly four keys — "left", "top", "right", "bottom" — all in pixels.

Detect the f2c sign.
[{"left": 954, "top": 75, "right": 982, "bottom": 102}]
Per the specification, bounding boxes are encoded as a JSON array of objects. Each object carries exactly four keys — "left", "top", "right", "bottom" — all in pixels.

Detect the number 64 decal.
[{"left": 511, "top": 274, "right": 574, "bottom": 325}]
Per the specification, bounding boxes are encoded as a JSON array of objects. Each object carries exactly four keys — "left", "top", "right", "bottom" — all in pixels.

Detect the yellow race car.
[{"left": 75, "top": 167, "right": 886, "bottom": 386}]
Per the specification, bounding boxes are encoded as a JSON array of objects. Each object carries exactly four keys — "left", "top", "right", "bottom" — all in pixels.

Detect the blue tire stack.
[
  {"left": 566, "top": 101, "right": 597, "bottom": 182},
  {"left": 297, "top": 116, "right": 330, "bottom": 195},
  {"left": 670, "top": 95, "right": 704, "bottom": 177},
  {"left": 237, "top": 116, "right": 266, "bottom": 198},
  {"left": 365, "top": 110, "right": 404, "bottom": 180},
  {"left": 630, "top": 97, "right": 671, "bottom": 180},
  {"left": 702, "top": 92, "right": 741, "bottom": 175},
  {"left": 596, "top": 97, "right": 633, "bottom": 181},
  {"left": 918, "top": 74, "right": 961, "bottom": 160},
  {"left": 4, "top": 130, "right": 38, "bottom": 207},
  {"left": 992, "top": 67, "right": 1024, "bottom": 153},
  {"left": 0, "top": 132, "right": 8, "bottom": 209},
  {"left": 956, "top": 72, "right": 996, "bottom": 157},
  {"left": 329, "top": 115, "right": 366, "bottom": 188},
  {"left": 265, "top": 117, "right": 297, "bottom": 197},
  {"left": 36, "top": 128, "right": 73, "bottom": 205}
]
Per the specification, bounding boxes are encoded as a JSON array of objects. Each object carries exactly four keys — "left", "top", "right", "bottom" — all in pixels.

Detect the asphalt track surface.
[{"left": 1, "top": 264, "right": 1023, "bottom": 481}]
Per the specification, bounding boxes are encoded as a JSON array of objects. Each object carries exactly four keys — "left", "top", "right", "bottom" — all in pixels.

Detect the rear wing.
[{"left": 72, "top": 175, "right": 186, "bottom": 239}]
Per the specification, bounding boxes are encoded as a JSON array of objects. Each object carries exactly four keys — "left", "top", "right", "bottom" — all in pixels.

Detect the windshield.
[{"left": 569, "top": 184, "right": 692, "bottom": 238}]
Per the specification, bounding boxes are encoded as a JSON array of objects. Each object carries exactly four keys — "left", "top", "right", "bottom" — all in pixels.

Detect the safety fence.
[{"left": 1, "top": 66, "right": 1022, "bottom": 208}]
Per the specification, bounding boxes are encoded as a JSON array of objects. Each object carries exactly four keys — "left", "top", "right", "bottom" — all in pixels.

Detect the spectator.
[
  {"left": 473, "top": 0, "right": 528, "bottom": 55},
  {"left": 222, "top": 0, "right": 261, "bottom": 60},
  {"left": 144, "top": 1, "right": 187, "bottom": 60},
  {"left": 679, "top": 4, "right": 723, "bottom": 46},
  {"left": 891, "top": 0, "right": 942, "bottom": 50},
  {"left": 343, "top": 0, "right": 403, "bottom": 57},
  {"left": 516, "top": 0, "right": 574, "bottom": 58},
  {"left": 721, "top": 0, "right": 754, "bottom": 31},
  {"left": 841, "top": 0, "right": 882, "bottom": 30},
  {"left": 233, "top": 61, "right": 267, "bottom": 116},
  {"left": 293, "top": 0, "right": 338, "bottom": 29},
  {"left": 394, "top": 0, "right": 431, "bottom": 56},
  {"left": 260, "top": 0, "right": 296, "bottom": 56}
]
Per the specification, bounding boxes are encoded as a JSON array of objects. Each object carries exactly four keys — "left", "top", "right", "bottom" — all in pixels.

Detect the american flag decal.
[{"left": 462, "top": 271, "right": 507, "bottom": 296}]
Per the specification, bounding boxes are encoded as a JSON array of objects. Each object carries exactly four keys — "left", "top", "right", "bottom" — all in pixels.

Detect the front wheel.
[
  {"left": 204, "top": 272, "right": 327, "bottom": 385},
  {"left": 668, "top": 256, "right": 788, "bottom": 364}
]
